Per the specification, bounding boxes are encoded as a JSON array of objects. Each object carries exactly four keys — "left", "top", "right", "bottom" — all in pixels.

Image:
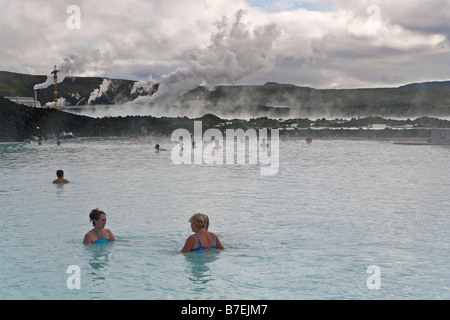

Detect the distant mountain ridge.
[
  {"left": 399, "top": 80, "right": 450, "bottom": 88},
  {"left": 2, "top": 70, "right": 450, "bottom": 118}
]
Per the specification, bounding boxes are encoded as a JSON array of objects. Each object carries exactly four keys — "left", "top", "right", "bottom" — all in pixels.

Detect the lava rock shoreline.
[{"left": 1, "top": 96, "right": 448, "bottom": 143}]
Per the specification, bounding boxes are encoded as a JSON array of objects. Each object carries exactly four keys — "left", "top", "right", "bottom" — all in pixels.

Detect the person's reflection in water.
[
  {"left": 84, "top": 241, "right": 114, "bottom": 293},
  {"left": 85, "top": 244, "right": 112, "bottom": 271},
  {"left": 183, "top": 251, "right": 221, "bottom": 291}
]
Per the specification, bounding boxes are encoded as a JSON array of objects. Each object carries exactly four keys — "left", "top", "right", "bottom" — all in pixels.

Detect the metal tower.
[{"left": 51, "top": 65, "right": 60, "bottom": 108}]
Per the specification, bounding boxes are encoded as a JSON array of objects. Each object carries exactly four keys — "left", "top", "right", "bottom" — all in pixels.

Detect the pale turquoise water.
[{"left": 0, "top": 136, "right": 449, "bottom": 299}]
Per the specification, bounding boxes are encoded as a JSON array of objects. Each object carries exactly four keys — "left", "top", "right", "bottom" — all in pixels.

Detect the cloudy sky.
[{"left": 1, "top": 0, "right": 450, "bottom": 93}]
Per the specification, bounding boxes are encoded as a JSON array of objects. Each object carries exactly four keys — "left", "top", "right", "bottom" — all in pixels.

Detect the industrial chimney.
[{"left": 51, "top": 65, "right": 60, "bottom": 108}]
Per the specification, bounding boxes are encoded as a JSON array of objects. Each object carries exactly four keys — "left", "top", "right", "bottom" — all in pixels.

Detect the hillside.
[
  {"left": 182, "top": 83, "right": 450, "bottom": 118},
  {"left": 0, "top": 71, "right": 144, "bottom": 106},
  {"left": 400, "top": 80, "right": 450, "bottom": 88},
  {"left": 2, "top": 70, "right": 450, "bottom": 118}
]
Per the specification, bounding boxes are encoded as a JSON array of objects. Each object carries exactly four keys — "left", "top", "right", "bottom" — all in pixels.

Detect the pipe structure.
[{"left": 51, "top": 65, "right": 60, "bottom": 108}]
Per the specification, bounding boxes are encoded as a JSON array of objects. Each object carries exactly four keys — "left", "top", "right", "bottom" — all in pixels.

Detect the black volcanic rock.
[
  {"left": 0, "top": 96, "right": 194, "bottom": 142},
  {"left": 1, "top": 96, "right": 91, "bottom": 141},
  {"left": 2, "top": 96, "right": 450, "bottom": 143}
]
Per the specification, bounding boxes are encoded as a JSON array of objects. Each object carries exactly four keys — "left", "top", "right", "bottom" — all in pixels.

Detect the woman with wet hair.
[
  {"left": 83, "top": 208, "right": 116, "bottom": 244},
  {"left": 181, "top": 213, "right": 224, "bottom": 253}
]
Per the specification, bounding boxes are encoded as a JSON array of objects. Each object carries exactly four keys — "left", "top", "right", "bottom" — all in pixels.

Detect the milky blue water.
[{"left": 0, "top": 136, "right": 449, "bottom": 299}]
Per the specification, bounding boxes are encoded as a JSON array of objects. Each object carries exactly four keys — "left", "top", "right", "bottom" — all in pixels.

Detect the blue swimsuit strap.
[
  {"left": 93, "top": 229, "right": 109, "bottom": 244},
  {"left": 94, "top": 229, "right": 107, "bottom": 240},
  {"left": 192, "top": 233, "right": 215, "bottom": 251},
  {"left": 194, "top": 234, "right": 202, "bottom": 246},
  {"left": 210, "top": 232, "right": 216, "bottom": 247}
]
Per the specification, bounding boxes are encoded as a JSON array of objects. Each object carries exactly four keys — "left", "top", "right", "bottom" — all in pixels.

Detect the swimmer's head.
[
  {"left": 189, "top": 213, "right": 209, "bottom": 230},
  {"left": 56, "top": 170, "right": 64, "bottom": 178},
  {"left": 89, "top": 208, "right": 106, "bottom": 227},
  {"left": 155, "top": 144, "right": 160, "bottom": 149}
]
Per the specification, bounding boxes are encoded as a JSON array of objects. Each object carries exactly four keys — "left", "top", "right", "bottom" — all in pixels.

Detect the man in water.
[{"left": 53, "top": 170, "right": 70, "bottom": 184}]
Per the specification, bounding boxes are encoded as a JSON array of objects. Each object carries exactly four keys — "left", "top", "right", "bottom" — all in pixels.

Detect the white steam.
[
  {"left": 141, "top": 10, "right": 280, "bottom": 104},
  {"left": 88, "top": 78, "right": 111, "bottom": 104},
  {"left": 45, "top": 97, "right": 69, "bottom": 107},
  {"left": 131, "top": 75, "right": 157, "bottom": 95},
  {"left": 33, "top": 50, "right": 111, "bottom": 90},
  {"left": 33, "top": 73, "right": 58, "bottom": 90}
]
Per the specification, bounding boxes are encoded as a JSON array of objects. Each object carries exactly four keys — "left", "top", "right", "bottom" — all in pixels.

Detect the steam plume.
[
  {"left": 88, "top": 78, "right": 111, "bottom": 104},
  {"left": 144, "top": 10, "right": 280, "bottom": 104},
  {"left": 33, "top": 50, "right": 111, "bottom": 90}
]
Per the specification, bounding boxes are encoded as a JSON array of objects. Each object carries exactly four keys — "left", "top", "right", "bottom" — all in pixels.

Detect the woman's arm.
[
  {"left": 107, "top": 229, "right": 116, "bottom": 241},
  {"left": 83, "top": 232, "right": 93, "bottom": 244},
  {"left": 181, "top": 235, "right": 195, "bottom": 253},
  {"left": 214, "top": 233, "right": 225, "bottom": 250}
]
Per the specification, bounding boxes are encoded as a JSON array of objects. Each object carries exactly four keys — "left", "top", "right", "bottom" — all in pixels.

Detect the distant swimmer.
[
  {"left": 83, "top": 208, "right": 116, "bottom": 244},
  {"left": 53, "top": 170, "right": 70, "bottom": 184},
  {"left": 181, "top": 213, "right": 225, "bottom": 253},
  {"left": 305, "top": 133, "right": 313, "bottom": 143},
  {"left": 155, "top": 144, "right": 167, "bottom": 152},
  {"left": 214, "top": 140, "right": 222, "bottom": 150},
  {"left": 260, "top": 138, "right": 269, "bottom": 148}
]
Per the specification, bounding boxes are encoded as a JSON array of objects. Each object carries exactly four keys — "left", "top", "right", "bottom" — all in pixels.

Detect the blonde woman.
[{"left": 181, "top": 213, "right": 225, "bottom": 253}]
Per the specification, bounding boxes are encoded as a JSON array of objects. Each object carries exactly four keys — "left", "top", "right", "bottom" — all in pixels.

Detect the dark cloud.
[{"left": 1, "top": 0, "right": 449, "bottom": 90}]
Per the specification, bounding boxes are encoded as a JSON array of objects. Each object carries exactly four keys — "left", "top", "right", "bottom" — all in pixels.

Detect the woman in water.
[
  {"left": 83, "top": 208, "right": 116, "bottom": 244},
  {"left": 181, "top": 213, "right": 225, "bottom": 253}
]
